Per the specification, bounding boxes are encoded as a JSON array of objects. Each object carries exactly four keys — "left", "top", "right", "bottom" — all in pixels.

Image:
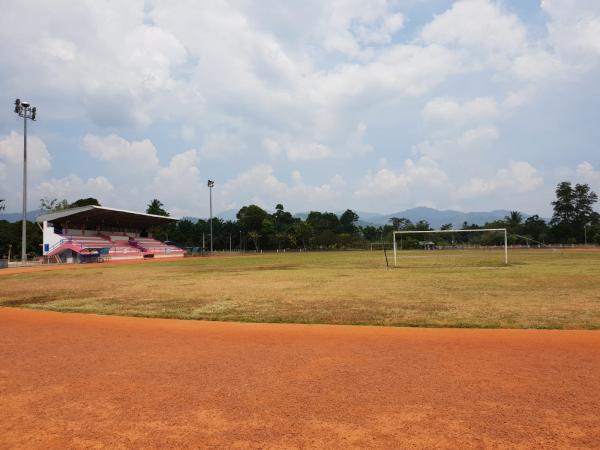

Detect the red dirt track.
[{"left": 1, "top": 308, "right": 599, "bottom": 449}]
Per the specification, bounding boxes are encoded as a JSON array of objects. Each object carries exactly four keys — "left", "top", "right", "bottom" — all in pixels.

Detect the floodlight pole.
[
  {"left": 14, "top": 99, "right": 36, "bottom": 266},
  {"left": 207, "top": 180, "right": 214, "bottom": 253}
]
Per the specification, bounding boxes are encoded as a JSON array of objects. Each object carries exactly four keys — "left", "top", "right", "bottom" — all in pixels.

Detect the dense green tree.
[
  {"left": 339, "top": 209, "right": 359, "bottom": 234},
  {"left": 389, "top": 217, "right": 412, "bottom": 230},
  {"left": 521, "top": 215, "right": 550, "bottom": 243},
  {"left": 0, "top": 220, "right": 42, "bottom": 259},
  {"left": 414, "top": 220, "right": 431, "bottom": 231},
  {"left": 272, "top": 204, "right": 295, "bottom": 229},
  {"left": 306, "top": 211, "right": 339, "bottom": 233},
  {"left": 290, "top": 221, "right": 312, "bottom": 248},
  {"left": 505, "top": 211, "right": 523, "bottom": 228},
  {"left": 237, "top": 205, "right": 269, "bottom": 232},
  {"left": 361, "top": 225, "right": 381, "bottom": 241},
  {"left": 70, "top": 197, "right": 101, "bottom": 208},
  {"left": 247, "top": 230, "right": 261, "bottom": 251},
  {"left": 551, "top": 182, "right": 598, "bottom": 242}
]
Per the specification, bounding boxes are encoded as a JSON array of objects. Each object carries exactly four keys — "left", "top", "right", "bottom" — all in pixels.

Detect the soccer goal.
[{"left": 392, "top": 228, "right": 508, "bottom": 266}]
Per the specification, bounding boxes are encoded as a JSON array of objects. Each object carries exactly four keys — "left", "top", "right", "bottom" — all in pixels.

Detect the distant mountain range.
[
  {"left": 0, "top": 209, "right": 42, "bottom": 222},
  {"left": 3, "top": 206, "right": 534, "bottom": 229},
  {"left": 293, "top": 207, "right": 529, "bottom": 228}
]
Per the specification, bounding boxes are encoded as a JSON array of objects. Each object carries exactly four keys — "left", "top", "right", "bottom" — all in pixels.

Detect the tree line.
[
  {"left": 154, "top": 181, "right": 599, "bottom": 251},
  {"left": 0, "top": 181, "right": 598, "bottom": 259}
]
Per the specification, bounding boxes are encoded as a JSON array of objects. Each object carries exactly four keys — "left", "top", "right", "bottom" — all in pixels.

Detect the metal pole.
[
  {"left": 21, "top": 113, "right": 27, "bottom": 265},
  {"left": 239, "top": 230, "right": 242, "bottom": 252},
  {"left": 229, "top": 233, "right": 232, "bottom": 252},
  {"left": 504, "top": 229, "right": 508, "bottom": 265},
  {"left": 393, "top": 233, "right": 397, "bottom": 267},
  {"left": 209, "top": 185, "right": 213, "bottom": 253},
  {"left": 584, "top": 225, "right": 587, "bottom": 246}
]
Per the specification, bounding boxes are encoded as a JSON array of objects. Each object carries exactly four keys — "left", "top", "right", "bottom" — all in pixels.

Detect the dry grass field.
[{"left": 1, "top": 248, "right": 599, "bottom": 329}]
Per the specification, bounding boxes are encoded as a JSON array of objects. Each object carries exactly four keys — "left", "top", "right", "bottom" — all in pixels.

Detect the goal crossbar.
[{"left": 392, "top": 228, "right": 508, "bottom": 266}]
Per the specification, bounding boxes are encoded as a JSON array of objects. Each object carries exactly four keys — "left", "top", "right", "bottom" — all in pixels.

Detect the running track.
[{"left": 1, "top": 308, "right": 599, "bottom": 449}]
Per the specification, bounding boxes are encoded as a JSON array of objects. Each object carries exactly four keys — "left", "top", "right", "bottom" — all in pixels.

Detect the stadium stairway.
[{"left": 46, "top": 234, "right": 184, "bottom": 260}]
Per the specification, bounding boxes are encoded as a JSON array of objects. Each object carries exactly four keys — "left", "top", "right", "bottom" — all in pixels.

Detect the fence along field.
[{"left": 1, "top": 248, "right": 600, "bottom": 329}]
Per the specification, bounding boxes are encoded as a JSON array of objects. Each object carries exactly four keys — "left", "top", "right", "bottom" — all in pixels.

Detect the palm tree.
[
  {"left": 0, "top": 199, "right": 5, "bottom": 212},
  {"left": 389, "top": 217, "right": 412, "bottom": 230},
  {"left": 506, "top": 211, "right": 523, "bottom": 229},
  {"left": 248, "top": 230, "right": 260, "bottom": 251},
  {"left": 146, "top": 199, "right": 169, "bottom": 216}
]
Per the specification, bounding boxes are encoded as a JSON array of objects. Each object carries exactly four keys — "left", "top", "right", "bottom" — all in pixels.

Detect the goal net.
[{"left": 392, "top": 228, "right": 508, "bottom": 267}]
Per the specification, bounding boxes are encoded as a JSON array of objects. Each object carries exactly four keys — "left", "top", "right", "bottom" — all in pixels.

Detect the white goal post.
[{"left": 392, "top": 228, "right": 508, "bottom": 266}]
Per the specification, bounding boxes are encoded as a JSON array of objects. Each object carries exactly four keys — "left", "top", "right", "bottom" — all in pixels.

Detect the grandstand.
[{"left": 37, "top": 205, "right": 184, "bottom": 263}]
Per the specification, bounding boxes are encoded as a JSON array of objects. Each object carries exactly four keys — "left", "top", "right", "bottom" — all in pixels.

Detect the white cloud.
[
  {"left": 1, "top": 1, "right": 598, "bottom": 217},
  {"left": 355, "top": 157, "right": 449, "bottom": 198},
  {"left": 458, "top": 161, "right": 543, "bottom": 198},
  {"left": 421, "top": 0, "right": 567, "bottom": 81},
  {"left": 511, "top": 50, "right": 567, "bottom": 81},
  {"left": 319, "top": 0, "right": 404, "bottom": 59},
  {"left": 576, "top": 161, "right": 600, "bottom": 186},
  {"left": 415, "top": 125, "right": 499, "bottom": 159},
  {"left": 199, "top": 131, "right": 247, "bottom": 160},
  {"left": 33, "top": 175, "right": 114, "bottom": 203},
  {"left": 0, "top": 131, "right": 51, "bottom": 172},
  {"left": 221, "top": 164, "right": 342, "bottom": 211},
  {"left": 82, "top": 134, "right": 159, "bottom": 170},
  {"left": 542, "top": 0, "right": 600, "bottom": 59},
  {"left": 152, "top": 149, "right": 202, "bottom": 206},
  {"left": 263, "top": 138, "right": 283, "bottom": 159},
  {"left": 287, "top": 141, "right": 331, "bottom": 161},
  {"left": 424, "top": 96, "right": 499, "bottom": 126},
  {"left": 0, "top": 132, "right": 52, "bottom": 210},
  {"left": 421, "top": 0, "right": 527, "bottom": 55}
]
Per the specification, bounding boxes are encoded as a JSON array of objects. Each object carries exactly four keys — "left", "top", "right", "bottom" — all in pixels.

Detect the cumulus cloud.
[
  {"left": 221, "top": 164, "right": 343, "bottom": 211},
  {"left": 424, "top": 97, "right": 499, "bottom": 126},
  {"left": 421, "top": 0, "right": 567, "bottom": 81},
  {"left": 542, "top": 0, "right": 600, "bottom": 59},
  {"left": 414, "top": 125, "right": 499, "bottom": 160},
  {"left": 355, "top": 157, "right": 449, "bottom": 199},
  {"left": 0, "top": 132, "right": 51, "bottom": 173},
  {"left": 457, "top": 161, "right": 543, "bottom": 198},
  {"left": 1, "top": 1, "right": 598, "bottom": 216},
  {"left": 199, "top": 131, "right": 248, "bottom": 160},
  {"left": 32, "top": 175, "right": 114, "bottom": 204},
  {"left": 421, "top": 0, "right": 527, "bottom": 55},
  {"left": 576, "top": 161, "right": 600, "bottom": 186},
  {"left": 83, "top": 134, "right": 159, "bottom": 170},
  {"left": 0, "top": 132, "right": 52, "bottom": 210}
]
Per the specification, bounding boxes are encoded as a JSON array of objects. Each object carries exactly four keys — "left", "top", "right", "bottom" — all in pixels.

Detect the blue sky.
[{"left": 1, "top": 0, "right": 599, "bottom": 218}]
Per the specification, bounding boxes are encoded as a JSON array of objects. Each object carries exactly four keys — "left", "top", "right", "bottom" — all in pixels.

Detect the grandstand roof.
[{"left": 36, "top": 206, "right": 178, "bottom": 229}]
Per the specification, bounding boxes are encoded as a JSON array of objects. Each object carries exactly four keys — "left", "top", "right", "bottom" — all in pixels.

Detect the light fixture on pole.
[
  {"left": 207, "top": 180, "right": 214, "bottom": 253},
  {"left": 13, "top": 99, "right": 37, "bottom": 266}
]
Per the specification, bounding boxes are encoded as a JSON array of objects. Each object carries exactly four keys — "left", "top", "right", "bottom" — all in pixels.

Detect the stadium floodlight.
[
  {"left": 13, "top": 98, "right": 37, "bottom": 266},
  {"left": 207, "top": 180, "right": 214, "bottom": 253},
  {"left": 392, "top": 228, "right": 508, "bottom": 267}
]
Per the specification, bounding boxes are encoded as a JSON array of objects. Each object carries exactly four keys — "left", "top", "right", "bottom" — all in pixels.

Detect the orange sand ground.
[{"left": 1, "top": 308, "right": 599, "bottom": 449}]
